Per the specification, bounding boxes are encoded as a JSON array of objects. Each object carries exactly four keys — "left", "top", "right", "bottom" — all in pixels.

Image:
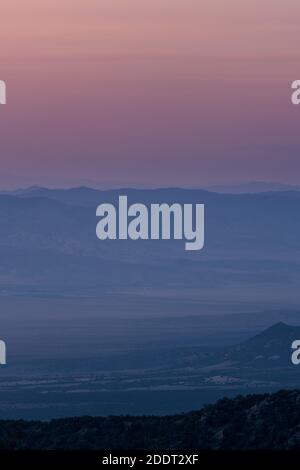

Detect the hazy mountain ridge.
[
  {"left": 221, "top": 322, "right": 300, "bottom": 366},
  {"left": 152, "top": 322, "right": 300, "bottom": 370},
  {"left": 0, "top": 188, "right": 300, "bottom": 298},
  {"left": 206, "top": 181, "right": 300, "bottom": 194}
]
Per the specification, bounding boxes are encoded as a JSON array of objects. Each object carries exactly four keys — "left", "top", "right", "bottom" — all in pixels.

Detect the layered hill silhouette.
[
  {"left": 0, "top": 187, "right": 300, "bottom": 297},
  {"left": 206, "top": 181, "right": 300, "bottom": 194},
  {"left": 160, "top": 322, "right": 300, "bottom": 370},
  {"left": 220, "top": 322, "right": 300, "bottom": 368}
]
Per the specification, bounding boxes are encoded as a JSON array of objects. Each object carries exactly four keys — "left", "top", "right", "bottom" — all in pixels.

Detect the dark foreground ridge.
[{"left": 1, "top": 389, "right": 300, "bottom": 450}]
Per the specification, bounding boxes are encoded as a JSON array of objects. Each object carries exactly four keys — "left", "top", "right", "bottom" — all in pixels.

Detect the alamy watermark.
[
  {"left": 0, "top": 341, "right": 6, "bottom": 365},
  {"left": 291, "top": 340, "right": 300, "bottom": 365},
  {"left": 96, "top": 196, "right": 204, "bottom": 251},
  {"left": 2, "top": 79, "right": 300, "bottom": 106},
  {"left": 2, "top": 80, "right": 300, "bottom": 106},
  {"left": 0, "top": 80, "right": 6, "bottom": 105},
  {"left": 291, "top": 80, "right": 300, "bottom": 105}
]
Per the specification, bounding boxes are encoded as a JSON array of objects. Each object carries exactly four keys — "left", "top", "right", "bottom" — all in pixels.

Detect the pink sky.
[{"left": 0, "top": 0, "right": 299, "bottom": 188}]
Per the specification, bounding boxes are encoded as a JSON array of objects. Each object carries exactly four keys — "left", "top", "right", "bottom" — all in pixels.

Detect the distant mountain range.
[
  {"left": 206, "top": 181, "right": 300, "bottom": 194},
  {"left": 2, "top": 182, "right": 300, "bottom": 198},
  {"left": 1, "top": 389, "right": 300, "bottom": 449},
  {"left": 0, "top": 186, "right": 299, "bottom": 306},
  {"left": 162, "top": 321, "right": 300, "bottom": 371},
  {"left": 220, "top": 321, "right": 300, "bottom": 367}
]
